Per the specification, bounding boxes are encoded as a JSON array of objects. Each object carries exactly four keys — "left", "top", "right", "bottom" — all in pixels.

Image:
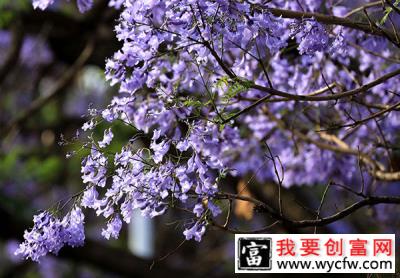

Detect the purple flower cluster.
[
  {"left": 15, "top": 208, "right": 85, "bottom": 262},
  {"left": 293, "top": 19, "right": 330, "bottom": 55}
]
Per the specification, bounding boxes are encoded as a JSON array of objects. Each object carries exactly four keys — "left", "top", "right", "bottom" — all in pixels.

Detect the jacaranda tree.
[{"left": 7, "top": 0, "right": 400, "bottom": 266}]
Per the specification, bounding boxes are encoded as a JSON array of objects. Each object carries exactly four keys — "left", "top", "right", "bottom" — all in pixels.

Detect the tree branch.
[
  {"left": 216, "top": 192, "right": 400, "bottom": 229},
  {"left": 267, "top": 8, "right": 398, "bottom": 43}
]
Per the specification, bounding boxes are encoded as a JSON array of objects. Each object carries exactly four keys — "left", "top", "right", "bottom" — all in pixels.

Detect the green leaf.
[
  {"left": 380, "top": 0, "right": 400, "bottom": 25},
  {"left": 183, "top": 98, "right": 204, "bottom": 108}
]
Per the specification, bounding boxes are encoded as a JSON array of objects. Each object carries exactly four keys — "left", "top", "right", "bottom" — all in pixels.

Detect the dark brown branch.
[
  {"left": 344, "top": 1, "right": 382, "bottom": 18},
  {"left": 216, "top": 192, "right": 400, "bottom": 229},
  {"left": 211, "top": 220, "right": 280, "bottom": 234},
  {"left": 217, "top": 67, "right": 400, "bottom": 125},
  {"left": 249, "top": 67, "right": 400, "bottom": 102},
  {"left": 316, "top": 101, "right": 400, "bottom": 131},
  {"left": 293, "top": 196, "right": 400, "bottom": 227},
  {"left": 267, "top": 8, "right": 397, "bottom": 43}
]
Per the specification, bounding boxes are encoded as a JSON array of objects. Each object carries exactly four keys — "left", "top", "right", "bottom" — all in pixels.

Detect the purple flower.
[
  {"left": 108, "top": 0, "right": 125, "bottom": 9},
  {"left": 98, "top": 128, "right": 114, "bottom": 148},
  {"left": 81, "top": 146, "right": 108, "bottom": 187},
  {"left": 176, "top": 140, "right": 190, "bottom": 152},
  {"left": 152, "top": 129, "right": 162, "bottom": 140},
  {"left": 101, "top": 215, "right": 122, "bottom": 239},
  {"left": 193, "top": 203, "right": 204, "bottom": 217},
  {"left": 102, "top": 108, "right": 118, "bottom": 122},
  {"left": 82, "top": 119, "right": 96, "bottom": 131},
  {"left": 77, "top": 0, "right": 93, "bottom": 13},
  {"left": 150, "top": 139, "right": 170, "bottom": 163},
  {"left": 32, "top": 0, "right": 95, "bottom": 13},
  {"left": 60, "top": 207, "right": 85, "bottom": 247},
  {"left": 294, "top": 19, "right": 329, "bottom": 55},
  {"left": 32, "top": 0, "right": 54, "bottom": 10},
  {"left": 81, "top": 186, "right": 99, "bottom": 208},
  {"left": 207, "top": 201, "right": 222, "bottom": 217},
  {"left": 183, "top": 222, "right": 206, "bottom": 242}
]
